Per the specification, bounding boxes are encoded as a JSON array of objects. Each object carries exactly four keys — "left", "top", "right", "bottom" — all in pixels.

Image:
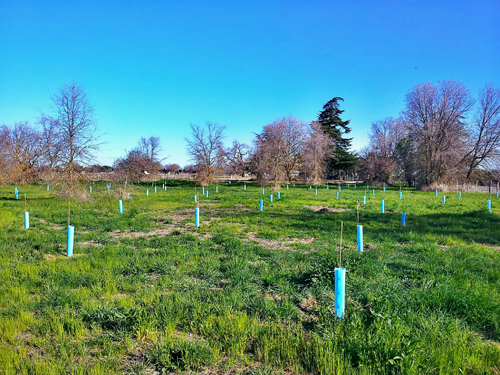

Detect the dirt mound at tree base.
[{"left": 305, "top": 205, "right": 348, "bottom": 213}]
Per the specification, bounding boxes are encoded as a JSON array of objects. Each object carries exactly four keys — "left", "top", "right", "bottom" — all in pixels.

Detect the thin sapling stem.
[{"left": 339, "top": 221, "right": 344, "bottom": 268}]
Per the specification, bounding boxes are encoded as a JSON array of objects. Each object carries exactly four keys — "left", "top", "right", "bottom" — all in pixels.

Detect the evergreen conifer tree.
[{"left": 318, "top": 97, "right": 357, "bottom": 177}]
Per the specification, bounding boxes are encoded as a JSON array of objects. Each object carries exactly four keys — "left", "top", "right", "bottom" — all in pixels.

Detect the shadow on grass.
[
  {"left": 362, "top": 209, "right": 500, "bottom": 246},
  {"left": 0, "top": 196, "right": 56, "bottom": 201},
  {"left": 243, "top": 206, "right": 500, "bottom": 247}
]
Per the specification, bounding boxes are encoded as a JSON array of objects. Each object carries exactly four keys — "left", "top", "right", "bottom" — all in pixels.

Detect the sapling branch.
[{"left": 357, "top": 201, "right": 359, "bottom": 226}]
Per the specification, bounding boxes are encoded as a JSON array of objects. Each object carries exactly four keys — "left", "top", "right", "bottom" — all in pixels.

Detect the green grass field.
[{"left": 1, "top": 180, "right": 499, "bottom": 374}]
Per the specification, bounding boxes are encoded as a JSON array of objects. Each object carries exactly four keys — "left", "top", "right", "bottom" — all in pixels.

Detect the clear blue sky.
[{"left": 1, "top": 0, "right": 499, "bottom": 167}]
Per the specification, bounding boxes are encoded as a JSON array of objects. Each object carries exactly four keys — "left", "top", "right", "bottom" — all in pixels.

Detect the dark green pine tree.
[{"left": 318, "top": 97, "right": 358, "bottom": 178}]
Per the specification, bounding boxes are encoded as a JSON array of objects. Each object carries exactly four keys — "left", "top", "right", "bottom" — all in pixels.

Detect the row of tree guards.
[
  {"left": 16, "top": 181, "right": 497, "bottom": 317},
  {"left": 186, "top": 182, "right": 497, "bottom": 318}
]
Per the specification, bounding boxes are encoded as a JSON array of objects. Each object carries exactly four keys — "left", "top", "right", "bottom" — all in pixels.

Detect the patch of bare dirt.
[
  {"left": 44, "top": 253, "right": 86, "bottom": 260},
  {"left": 109, "top": 293, "right": 129, "bottom": 299},
  {"left": 435, "top": 243, "right": 450, "bottom": 248},
  {"left": 264, "top": 293, "right": 284, "bottom": 301},
  {"left": 15, "top": 331, "right": 32, "bottom": 343},
  {"left": 27, "top": 347, "right": 45, "bottom": 359},
  {"left": 197, "top": 362, "right": 268, "bottom": 375},
  {"left": 193, "top": 232, "right": 214, "bottom": 240},
  {"left": 217, "top": 279, "right": 230, "bottom": 287},
  {"left": 167, "top": 215, "right": 188, "bottom": 223},
  {"left": 300, "top": 296, "right": 320, "bottom": 312},
  {"left": 201, "top": 207, "right": 250, "bottom": 221},
  {"left": 216, "top": 206, "right": 252, "bottom": 215},
  {"left": 122, "top": 347, "right": 158, "bottom": 374},
  {"left": 233, "top": 204, "right": 250, "bottom": 210},
  {"left": 14, "top": 330, "right": 50, "bottom": 360},
  {"left": 203, "top": 213, "right": 223, "bottom": 222},
  {"left": 305, "top": 205, "right": 348, "bottom": 213},
  {"left": 364, "top": 243, "right": 375, "bottom": 250},
  {"left": 158, "top": 213, "right": 190, "bottom": 223},
  {"left": 247, "top": 260, "right": 263, "bottom": 266},
  {"left": 79, "top": 240, "right": 103, "bottom": 247},
  {"left": 109, "top": 227, "right": 186, "bottom": 239},
  {"left": 209, "top": 279, "right": 230, "bottom": 291},
  {"left": 37, "top": 218, "right": 65, "bottom": 230},
  {"left": 479, "top": 244, "right": 500, "bottom": 251},
  {"left": 244, "top": 232, "right": 315, "bottom": 250}
]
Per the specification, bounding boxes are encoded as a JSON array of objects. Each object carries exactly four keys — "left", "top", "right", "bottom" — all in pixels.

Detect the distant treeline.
[{"left": 2, "top": 81, "right": 499, "bottom": 189}]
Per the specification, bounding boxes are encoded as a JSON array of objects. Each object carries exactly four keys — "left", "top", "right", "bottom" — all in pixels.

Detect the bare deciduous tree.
[
  {"left": 358, "top": 147, "right": 382, "bottom": 185},
  {"left": 38, "top": 115, "right": 63, "bottom": 182},
  {"left": 0, "top": 122, "right": 44, "bottom": 183},
  {"left": 404, "top": 81, "right": 472, "bottom": 186},
  {"left": 370, "top": 118, "right": 406, "bottom": 159},
  {"left": 359, "top": 117, "right": 407, "bottom": 184},
  {"left": 114, "top": 151, "right": 159, "bottom": 180},
  {"left": 114, "top": 136, "right": 164, "bottom": 180},
  {"left": 217, "top": 140, "right": 250, "bottom": 177},
  {"left": 138, "top": 136, "right": 163, "bottom": 163},
  {"left": 361, "top": 82, "right": 500, "bottom": 187},
  {"left": 186, "top": 122, "right": 225, "bottom": 186},
  {"left": 251, "top": 134, "right": 282, "bottom": 188},
  {"left": 301, "top": 121, "right": 331, "bottom": 184},
  {"left": 0, "top": 128, "right": 10, "bottom": 184},
  {"left": 48, "top": 83, "right": 100, "bottom": 188},
  {"left": 394, "top": 136, "right": 418, "bottom": 187},
  {"left": 164, "top": 163, "right": 181, "bottom": 173},
  {"left": 281, "top": 117, "right": 308, "bottom": 182},
  {"left": 461, "top": 84, "right": 500, "bottom": 180},
  {"left": 251, "top": 117, "right": 307, "bottom": 188},
  {"left": 183, "top": 164, "right": 196, "bottom": 173}
]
